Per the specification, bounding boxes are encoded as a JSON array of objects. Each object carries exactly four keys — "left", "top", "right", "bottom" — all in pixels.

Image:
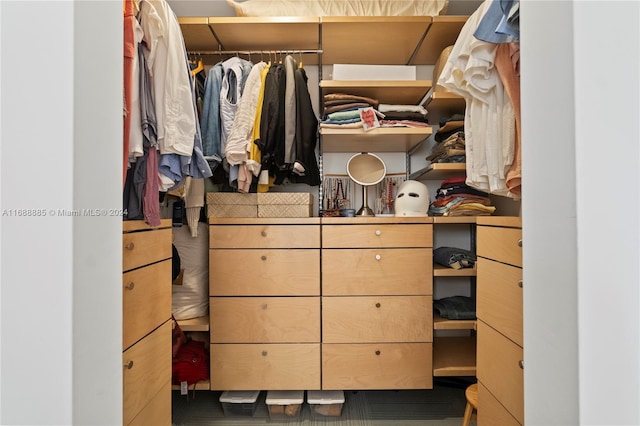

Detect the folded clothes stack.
[{"left": 429, "top": 176, "right": 495, "bottom": 216}]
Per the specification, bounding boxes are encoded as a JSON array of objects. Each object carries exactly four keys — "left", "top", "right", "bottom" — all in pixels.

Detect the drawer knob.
[
  {"left": 375, "top": 230, "right": 382, "bottom": 236},
  {"left": 375, "top": 302, "right": 381, "bottom": 308},
  {"left": 261, "top": 255, "right": 267, "bottom": 261},
  {"left": 124, "top": 242, "right": 134, "bottom": 250},
  {"left": 375, "top": 254, "right": 381, "bottom": 261},
  {"left": 124, "top": 361, "right": 134, "bottom": 370},
  {"left": 261, "top": 230, "right": 267, "bottom": 237},
  {"left": 124, "top": 282, "right": 135, "bottom": 290},
  {"left": 517, "top": 239, "right": 523, "bottom": 247},
  {"left": 262, "top": 351, "right": 268, "bottom": 357},
  {"left": 261, "top": 303, "right": 268, "bottom": 309},
  {"left": 518, "top": 280, "right": 523, "bottom": 288},
  {"left": 375, "top": 350, "right": 381, "bottom": 356},
  {"left": 519, "top": 360, "right": 524, "bottom": 369}
]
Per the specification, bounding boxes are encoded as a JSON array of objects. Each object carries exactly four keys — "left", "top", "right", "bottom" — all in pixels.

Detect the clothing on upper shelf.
[{"left": 429, "top": 177, "right": 495, "bottom": 216}]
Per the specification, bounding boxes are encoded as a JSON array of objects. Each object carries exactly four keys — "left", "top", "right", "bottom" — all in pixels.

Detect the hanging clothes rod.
[{"left": 187, "top": 49, "right": 323, "bottom": 56}]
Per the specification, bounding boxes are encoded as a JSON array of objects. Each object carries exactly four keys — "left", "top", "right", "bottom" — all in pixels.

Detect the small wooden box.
[
  {"left": 257, "top": 193, "right": 313, "bottom": 218},
  {"left": 206, "top": 192, "right": 258, "bottom": 218}
]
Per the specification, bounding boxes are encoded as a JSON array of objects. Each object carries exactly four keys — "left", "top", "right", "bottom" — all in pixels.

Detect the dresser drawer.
[
  {"left": 209, "top": 249, "right": 319, "bottom": 296},
  {"left": 477, "top": 381, "right": 521, "bottom": 426},
  {"left": 322, "top": 248, "right": 432, "bottom": 295},
  {"left": 322, "top": 296, "right": 432, "bottom": 343},
  {"left": 477, "top": 321, "right": 524, "bottom": 424},
  {"left": 210, "top": 343, "right": 320, "bottom": 390},
  {"left": 322, "top": 224, "right": 432, "bottom": 248},
  {"left": 477, "top": 257, "right": 523, "bottom": 346},
  {"left": 322, "top": 343, "right": 432, "bottom": 389},
  {"left": 210, "top": 297, "right": 320, "bottom": 343},
  {"left": 127, "top": 381, "right": 171, "bottom": 426},
  {"left": 122, "top": 228, "right": 172, "bottom": 272},
  {"left": 210, "top": 224, "right": 319, "bottom": 249},
  {"left": 123, "top": 260, "right": 172, "bottom": 350},
  {"left": 477, "top": 226, "right": 522, "bottom": 267},
  {"left": 123, "top": 320, "right": 172, "bottom": 426}
]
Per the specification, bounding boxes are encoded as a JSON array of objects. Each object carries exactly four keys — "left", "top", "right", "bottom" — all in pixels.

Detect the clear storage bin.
[
  {"left": 219, "top": 390, "right": 260, "bottom": 417},
  {"left": 265, "top": 390, "right": 304, "bottom": 422}
]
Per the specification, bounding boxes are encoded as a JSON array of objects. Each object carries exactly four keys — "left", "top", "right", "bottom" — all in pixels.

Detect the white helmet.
[{"left": 394, "top": 180, "right": 430, "bottom": 217}]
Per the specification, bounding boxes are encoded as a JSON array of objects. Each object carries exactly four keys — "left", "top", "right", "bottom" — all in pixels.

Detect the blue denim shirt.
[
  {"left": 201, "top": 63, "right": 224, "bottom": 170},
  {"left": 473, "top": 0, "right": 519, "bottom": 44}
]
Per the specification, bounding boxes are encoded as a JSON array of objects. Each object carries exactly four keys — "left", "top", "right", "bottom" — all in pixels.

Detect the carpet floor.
[{"left": 172, "top": 381, "right": 475, "bottom": 426}]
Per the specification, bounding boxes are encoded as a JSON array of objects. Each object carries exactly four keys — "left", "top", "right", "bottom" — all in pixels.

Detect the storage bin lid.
[
  {"left": 307, "top": 390, "right": 345, "bottom": 404},
  {"left": 219, "top": 390, "right": 260, "bottom": 403},
  {"left": 265, "top": 390, "right": 304, "bottom": 405}
]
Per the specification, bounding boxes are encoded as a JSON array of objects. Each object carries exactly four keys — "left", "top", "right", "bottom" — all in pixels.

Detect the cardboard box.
[
  {"left": 257, "top": 193, "right": 313, "bottom": 218},
  {"left": 206, "top": 192, "right": 258, "bottom": 218},
  {"left": 219, "top": 391, "right": 260, "bottom": 417},
  {"left": 332, "top": 64, "right": 416, "bottom": 81},
  {"left": 265, "top": 390, "right": 304, "bottom": 422}
]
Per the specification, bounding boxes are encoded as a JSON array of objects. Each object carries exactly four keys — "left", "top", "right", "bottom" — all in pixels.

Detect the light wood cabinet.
[
  {"left": 208, "top": 217, "right": 321, "bottom": 390},
  {"left": 122, "top": 219, "right": 172, "bottom": 426},
  {"left": 476, "top": 217, "right": 523, "bottom": 425},
  {"left": 321, "top": 217, "right": 433, "bottom": 390}
]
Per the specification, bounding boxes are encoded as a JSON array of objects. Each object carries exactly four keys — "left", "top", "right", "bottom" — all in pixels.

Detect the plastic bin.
[
  {"left": 265, "top": 390, "right": 304, "bottom": 422},
  {"left": 219, "top": 390, "right": 260, "bottom": 417},
  {"left": 307, "top": 390, "right": 345, "bottom": 419}
]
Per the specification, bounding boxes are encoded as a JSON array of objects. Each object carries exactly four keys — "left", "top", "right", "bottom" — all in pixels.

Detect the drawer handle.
[
  {"left": 518, "top": 360, "right": 524, "bottom": 369},
  {"left": 124, "top": 242, "right": 134, "bottom": 250},
  {"left": 261, "top": 230, "right": 267, "bottom": 237},
  {"left": 517, "top": 239, "right": 523, "bottom": 247},
  {"left": 375, "top": 350, "right": 381, "bottom": 356},
  {"left": 375, "top": 302, "right": 381, "bottom": 308},
  {"left": 124, "top": 282, "right": 135, "bottom": 290},
  {"left": 124, "top": 361, "right": 134, "bottom": 370},
  {"left": 375, "top": 230, "right": 382, "bottom": 236},
  {"left": 261, "top": 303, "right": 268, "bottom": 309},
  {"left": 518, "top": 280, "right": 523, "bottom": 288},
  {"left": 261, "top": 351, "right": 268, "bottom": 357},
  {"left": 375, "top": 254, "right": 381, "bottom": 261},
  {"left": 261, "top": 255, "right": 267, "bottom": 261}
]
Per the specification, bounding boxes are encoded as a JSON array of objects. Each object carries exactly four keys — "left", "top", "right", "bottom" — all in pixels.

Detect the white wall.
[
  {"left": 521, "top": 1, "right": 639, "bottom": 425},
  {"left": 0, "top": 1, "right": 122, "bottom": 424}
]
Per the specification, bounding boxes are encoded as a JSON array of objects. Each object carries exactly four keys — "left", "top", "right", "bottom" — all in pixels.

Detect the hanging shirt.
[{"left": 139, "top": 0, "right": 196, "bottom": 157}]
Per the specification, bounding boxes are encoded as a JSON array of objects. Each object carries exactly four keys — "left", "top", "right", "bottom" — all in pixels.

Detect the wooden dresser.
[
  {"left": 476, "top": 216, "right": 523, "bottom": 425},
  {"left": 321, "top": 217, "right": 433, "bottom": 390},
  {"left": 122, "top": 219, "right": 172, "bottom": 426},
  {"left": 208, "top": 217, "right": 321, "bottom": 390}
]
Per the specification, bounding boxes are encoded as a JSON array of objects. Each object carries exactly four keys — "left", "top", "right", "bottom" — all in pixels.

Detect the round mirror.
[
  {"left": 346, "top": 153, "right": 386, "bottom": 186},
  {"left": 346, "top": 153, "right": 387, "bottom": 216}
]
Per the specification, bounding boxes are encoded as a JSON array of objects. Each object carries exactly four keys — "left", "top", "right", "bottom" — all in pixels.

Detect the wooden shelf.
[
  {"left": 410, "top": 163, "right": 466, "bottom": 180},
  {"left": 320, "top": 126, "right": 431, "bottom": 153},
  {"left": 432, "top": 336, "right": 476, "bottom": 377},
  {"left": 433, "top": 264, "right": 476, "bottom": 277},
  {"left": 321, "top": 16, "right": 431, "bottom": 65},
  {"left": 411, "top": 16, "right": 469, "bottom": 64},
  {"left": 432, "top": 217, "right": 476, "bottom": 224},
  {"left": 434, "top": 314, "right": 476, "bottom": 331},
  {"left": 178, "top": 15, "right": 468, "bottom": 66},
  {"left": 425, "top": 91, "right": 466, "bottom": 117},
  {"left": 177, "top": 315, "right": 209, "bottom": 332},
  {"left": 172, "top": 380, "right": 210, "bottom": 391},
  {"left": 320, "top": 80, "right": 432, "bottom": 106}
]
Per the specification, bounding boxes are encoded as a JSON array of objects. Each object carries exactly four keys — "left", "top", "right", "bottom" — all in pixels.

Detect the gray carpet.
[{"left": 172, "top": 384, "right": 473, "bottom": 426}]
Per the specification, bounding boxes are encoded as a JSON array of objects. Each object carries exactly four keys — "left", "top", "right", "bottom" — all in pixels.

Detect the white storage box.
[
  {"left": 307, "top": 390, "right": 345, "bottom": 419},
  {"left": 265, "top": 390, "right": 304, "bottom": 422},
  {"left": 219, "top": 390, "right": 260, "bottom": 417},
  {"left": 332, "top": 64, "right": 416, "bottom": 80}
]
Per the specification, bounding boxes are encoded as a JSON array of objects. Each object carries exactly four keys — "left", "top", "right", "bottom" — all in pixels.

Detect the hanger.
[
  {"left": 190, "top": 57, "right": 204, "bottom": 77},
  {"left": 298, "top": 50, "right": 303, "bottom": 69}
]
